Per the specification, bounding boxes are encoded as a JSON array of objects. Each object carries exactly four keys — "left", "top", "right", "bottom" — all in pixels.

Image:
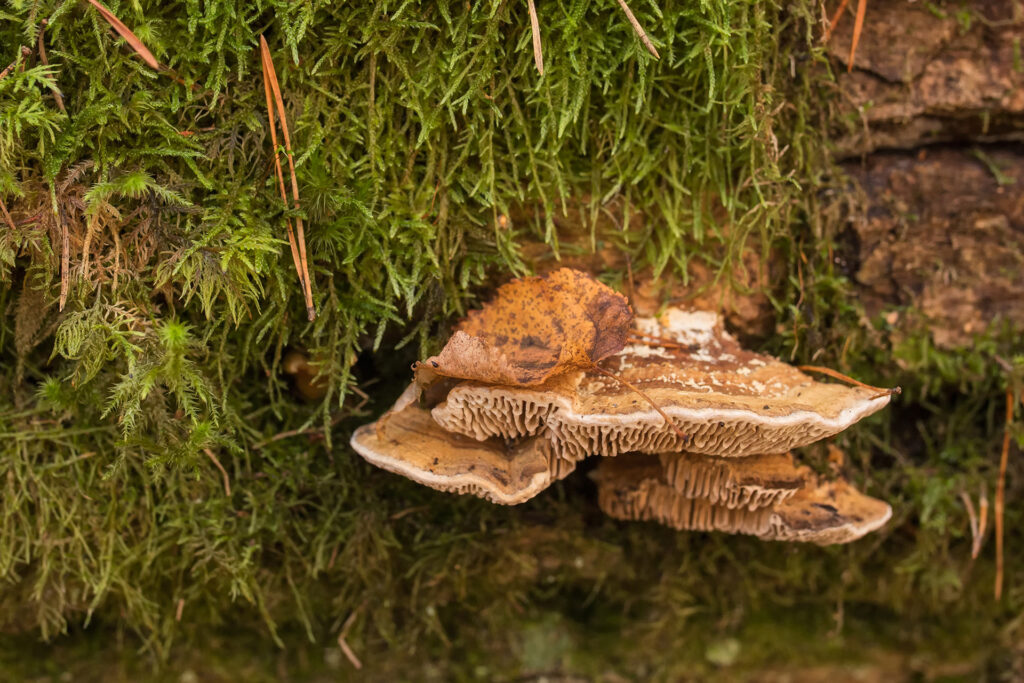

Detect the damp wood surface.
[{"left": 0, "top": 0, "right": 1022, "bottom": 680}]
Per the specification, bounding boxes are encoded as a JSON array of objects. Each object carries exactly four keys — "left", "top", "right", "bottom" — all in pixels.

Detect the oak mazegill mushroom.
[{"left": 351, "top": 269, "right": 892, "bottom": 545}]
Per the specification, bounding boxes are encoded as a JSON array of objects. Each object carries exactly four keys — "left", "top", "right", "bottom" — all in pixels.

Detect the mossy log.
[{"left": 0, "top": 0, "right": 1022, "bottom": 680}]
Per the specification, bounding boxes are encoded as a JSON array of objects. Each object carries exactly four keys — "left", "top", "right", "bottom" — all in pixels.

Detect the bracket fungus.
[
  {"left": 352, "top": 268, "right": 893, "bottom": 544},
  {"left": 593, "top": 454, "right": 892, "bottom": 545},
  {"left": 350, "top": 385, "right": 576, "bottom": 505},
  {"left": 432, "top": 308, "right": 892, "bottom": 460}
]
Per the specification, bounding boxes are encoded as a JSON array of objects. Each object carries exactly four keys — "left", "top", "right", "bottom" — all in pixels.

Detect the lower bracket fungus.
[
  {"left": 350, "top": 385, "right": 576, "bottom": 505},
  {"left": 658, "top": 451, "right": 807, "bottom": 510},
  {"left": 594, "top": 454, "right": 892, "bottom": 545}
]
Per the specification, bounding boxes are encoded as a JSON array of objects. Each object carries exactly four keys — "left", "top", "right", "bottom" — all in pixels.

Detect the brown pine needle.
[
  {"left": 37, "top": 20, "right": 66, "bottom": 114},
  {"left": 204, "top": 448, "right": 231, "bottom": 498},
  {"left": 527, "top": 0, "right": 544, "bottom": 75},
  {"left": 591, "top": 362, "right": 688, "bottom": 442},
  {"left": 977, "top": 487, "right": 989, "bottom": 560},
  {"left": 59, "top": 216, "right": 69, "bottom": 311},
  {"left": 823, "top": 0, "right": 851, "bottom": 42},
  {"left": 1, "top": 46, "right": 31, "bottom": 81},
  {"left": 0, "top": 196, "right": 15, "bottom": 231},
  {"left": 847, "top": 0, "right": 867, "bottom": 73},
  {"left": 798, "top": 365, "right": 900, "bottom": 399},
  {"left": 259, "top": 36, "right": 315, "bottom": 320},
  {"left": 85, "top": 0, "right": 160, "bottom": 70},
  {"left": 337, "top": 607, "right": 363, "bottom": 670},
  {"left": 995, "top": 385, "right": 1013, "bottom": 600},
  {"left": 960, "top": 490, "right": 989, "bottom": 560},
  {"left": 628, "top": 331, "right": 696, "bottom": 352},
  {"left": 175, "top": 598, "right": 185, "bottom": 622},
  {"left": 615, "top": 0, "right": 660, "bottom": 59}
]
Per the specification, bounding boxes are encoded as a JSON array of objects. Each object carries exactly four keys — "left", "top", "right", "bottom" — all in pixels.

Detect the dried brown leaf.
[
  {"left": 85, "top": 0, "right": 160, "bottom": 70},
  {"left": 415, "top": 268, "right": 633, "bottom": 386}
]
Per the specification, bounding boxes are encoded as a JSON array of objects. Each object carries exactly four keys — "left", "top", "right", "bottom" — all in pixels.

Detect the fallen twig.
[
  {"left": 823, "top": 0, "right": 851, "bottom": 42},
  {"left": 960, "top": 488, "right": 989, "bottom": 561},
  {"left": 848, "top": 0, "right": 867, "bottom": 73},
  {"left": 58, "top": 213, "right": 69, "bottom": 311},
  {"left": 251, "top": 410, "right": 351, "bottom": 450}
]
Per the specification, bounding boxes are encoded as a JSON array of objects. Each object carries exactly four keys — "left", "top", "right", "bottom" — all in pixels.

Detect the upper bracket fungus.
[
  {"left": 350, "top": 384, "right": 576, "bottom": 505},
  {"left": 432, "top": 307, "right": 891, "bottom": 460}
]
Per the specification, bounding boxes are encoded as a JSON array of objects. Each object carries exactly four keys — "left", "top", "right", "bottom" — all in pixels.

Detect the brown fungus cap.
[
  {"left": 432, "top": 308, "right": 891, "bottom": 460},
  {"left": 593, "top": 455, "right": 891, "bottom": 545},
  {"left": 350, "top": 385, "right": 575, "bottom": 505}
]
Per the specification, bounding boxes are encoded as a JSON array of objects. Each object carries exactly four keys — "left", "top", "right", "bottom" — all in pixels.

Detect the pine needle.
[
  {"left": 0, "top": 196, "right": 15, "bottom": 231},
  {"left": 337, "top": 608, "right": 364, "bottom": 670},
  {"left": 591, "top": 362, "right": 688, "bottom": 442},
  {"left": 615, "top": 0, "right": 660, "bottom": 59},
  {"left": 847, "top": 0, "right": 867, "bottom": 73},
  {"left": 37, "top": 19, "right": 66, "bottom": 114},
  {"left": 527, "top": 0, "right": 544, "bottom": 75},
  {"left": 85, "top": 0, "right": 160, "bottom": 70},
  {"left": 260, "top": 36, "right": 315, "bottom": 321},
  {"left": 823, "top": 0, "right": 851, "bottom": 42},
  {"left": 204, "top": 448, "right": 231, "bottom": 498},
  {"left": 58, "top": 215, "right": 69, "bottom": 311},
  {"left": 628, "top": 331, "right": 696, "bottom": 352},
  {"left": 995, "top": 385, "right": 1013, "bottom": 600},
  {"left": 798, "top": 365, "right": 900, "bottom": 399},
  {"left": 0, "top": 46, "right": 31, "bottom": 81}
]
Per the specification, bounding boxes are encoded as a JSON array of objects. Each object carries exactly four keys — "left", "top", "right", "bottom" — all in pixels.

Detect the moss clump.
[{"left": 1, "top": 0, "right": 1021, "bottom": 678}]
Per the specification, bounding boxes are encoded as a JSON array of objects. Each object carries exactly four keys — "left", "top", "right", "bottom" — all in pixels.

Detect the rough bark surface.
[
  {"left": 831, "top": 1, "right": 1024, "bottom": 156},
  {"left": 844, "top": 147, "right": 1024, "bottom": 348}
]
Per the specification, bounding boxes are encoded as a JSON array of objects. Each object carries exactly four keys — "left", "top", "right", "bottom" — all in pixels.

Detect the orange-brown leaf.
[
  {"left": 85, "top": 0, "right": 160, "bottom": 70},
  {"left": 415, "top": 268, "right": 633, "bottom": 386}
]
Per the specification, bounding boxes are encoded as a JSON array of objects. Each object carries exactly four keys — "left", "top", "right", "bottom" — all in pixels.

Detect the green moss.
[{"left": 0, "top": 0, "right": 1021, "bottom": 678}]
